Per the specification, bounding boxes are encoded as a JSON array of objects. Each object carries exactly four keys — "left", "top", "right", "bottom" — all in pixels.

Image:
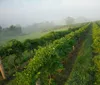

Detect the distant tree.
[
  {"left": 6, "top": 25, "right": 22, "bottom": 35},
  {"left": 15, "top": 25, "right": 22, "bottom": 34},
  {"left": 0, "top": 26, "right": 2, "bottom": 32},
  {"left": 9, "top": 25, "right": 16, "bottom": 31},
  {"left": 65, "top": 17, "right": 75, "bottom": 28}
]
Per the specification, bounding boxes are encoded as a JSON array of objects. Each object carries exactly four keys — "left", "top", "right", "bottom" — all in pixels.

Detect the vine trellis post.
[
  {"left": 0, "top": 57, "right": 6, "bottom": 79},
  {"left": 36, "top": 78, "right": 41, "bottom": 85}
]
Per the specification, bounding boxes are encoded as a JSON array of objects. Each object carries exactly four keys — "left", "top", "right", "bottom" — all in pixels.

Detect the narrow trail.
[
  {"left": 64, "top": 26, "right": 93, "bottom": 85},
  {"left": 55, "top": 36, "right": 86, "bottom": 85},
  {"left": 55, "top": 42, "right": 82, "bottom": 85},
  {"left": 55, "top": 28, "right": 91, "bottom": 85}
]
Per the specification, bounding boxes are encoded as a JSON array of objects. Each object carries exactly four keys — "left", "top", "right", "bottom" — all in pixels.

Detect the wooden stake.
[
  {"left": 0, "top": 58, "right": 6, "bottom": 79},
  {"left": 36, "top": 78, "right": 41, "bottom": 85},
  {"left": 73, "top": 45, "right": 75, "bottom": 51}
]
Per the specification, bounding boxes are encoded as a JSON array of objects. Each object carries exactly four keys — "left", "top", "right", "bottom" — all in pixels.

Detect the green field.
[{"left": 0, "top": 31, "right": 48, "bottom": 45}]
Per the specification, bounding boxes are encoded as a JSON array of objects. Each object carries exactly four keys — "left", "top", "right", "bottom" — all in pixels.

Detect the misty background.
[
  {"left": 0, "top": 0, "right": 100, "bottom": 27},
  {"left": 0, "top": 0, "right": 100, "bottom": 45}
]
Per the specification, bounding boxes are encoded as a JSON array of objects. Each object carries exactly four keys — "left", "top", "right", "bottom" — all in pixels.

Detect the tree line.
[{"left": 0, "top": 25, "right": 22, "bottom": 36}]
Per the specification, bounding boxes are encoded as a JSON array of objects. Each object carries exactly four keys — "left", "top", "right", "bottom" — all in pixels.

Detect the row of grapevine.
[
  {"left": 7, "top": 23, "right": 91, "bottom": 85},
  {"left": 92, "top": 23, "right": 100, "bottom": 85},
  {"left": 95, "top": 21, "right": 100, "bottom": 27},
  {"left": 0, "top": 25, "right": 83, "bottom": 57},
  {"left": 0, "top": 24, "right": 85, "bottom": 80},
  {"left": 65, "top": 23, "right": 92, "bottom": 85}
]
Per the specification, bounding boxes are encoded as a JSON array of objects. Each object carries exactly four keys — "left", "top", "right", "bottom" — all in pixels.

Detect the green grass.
[
  {"left": 0, "top": 31, "right": 48, "bottom": 45},
  {"left": 16, "top": 32, "right": 48, "bottom": 41},
  {"left": 65, "top": 28, "right": 93, "bottom": 85}
]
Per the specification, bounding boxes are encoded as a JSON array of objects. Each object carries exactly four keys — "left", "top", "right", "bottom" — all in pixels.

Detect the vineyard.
[{"left": 0, "top": 22, "right": 100, "bottom": 85}]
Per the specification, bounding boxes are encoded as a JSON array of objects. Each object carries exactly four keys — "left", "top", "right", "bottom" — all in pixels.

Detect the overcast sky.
[{"left": 0, "top": 0, "right": 100, "bottom": 27}]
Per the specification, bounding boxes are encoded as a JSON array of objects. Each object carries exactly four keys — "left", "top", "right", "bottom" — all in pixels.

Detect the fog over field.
[{"left": 0, "top": 0, "right": 100, "bottom": 27}]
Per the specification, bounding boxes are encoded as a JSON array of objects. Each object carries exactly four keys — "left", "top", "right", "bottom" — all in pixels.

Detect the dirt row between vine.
[{"left": 54, "top": 30, "right": 91, "bottom": 85}]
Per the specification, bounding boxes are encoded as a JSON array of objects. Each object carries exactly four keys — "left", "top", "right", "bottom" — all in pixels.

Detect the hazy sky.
[{"left": 0, "top": 0, "right": 100, "bottom": 27}]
